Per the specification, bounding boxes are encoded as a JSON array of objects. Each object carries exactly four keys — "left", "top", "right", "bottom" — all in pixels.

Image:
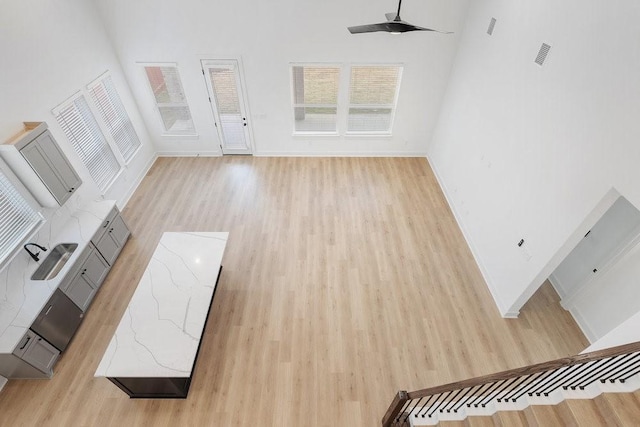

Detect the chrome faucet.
[{"left": 24, "top": 243, "right": 47, "bottom": 262}]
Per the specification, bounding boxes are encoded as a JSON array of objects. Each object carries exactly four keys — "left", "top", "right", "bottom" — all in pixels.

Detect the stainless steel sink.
[{"left": 30, "top": 243, "right": 78, "bottom": 281}]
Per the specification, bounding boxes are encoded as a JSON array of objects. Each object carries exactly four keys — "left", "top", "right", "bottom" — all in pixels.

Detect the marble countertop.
[
  {"left": 0, "top": 199, "right": 116, "bottom": 353},
  {"left": 95, "top": 232, "right": 228, "bottom": 378}
]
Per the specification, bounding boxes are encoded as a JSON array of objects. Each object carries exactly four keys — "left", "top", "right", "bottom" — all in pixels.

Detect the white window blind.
[
  {"left": 291, "top": 65, "right": 341, "bottom": 133},
  {"left": 143, "top": 65, "right": 196, "bottom": 134},
  {"left": 89, "top": 75, "right": 141, "bottom": 162},
  {"left": 54, "top": 95, "right": 121, "bottom": 192},
  {"left": 347, "top": 65, "right": 402, "bottom": 133},
  {"left": 0, "top": 169, "right": 43, "bottom": 266}
]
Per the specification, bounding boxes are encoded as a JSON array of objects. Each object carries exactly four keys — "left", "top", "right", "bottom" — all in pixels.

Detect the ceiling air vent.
[
  {"left": 487, "top": 17, "right": 497, "bottom": 35},
  {"left": 535, "top": 43, "right": 551, "bottom": 66}
]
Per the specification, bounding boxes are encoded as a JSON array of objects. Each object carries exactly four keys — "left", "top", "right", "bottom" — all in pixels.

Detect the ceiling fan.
[{"left": 348, "top": 0, "right": 452, "bottom": 35}]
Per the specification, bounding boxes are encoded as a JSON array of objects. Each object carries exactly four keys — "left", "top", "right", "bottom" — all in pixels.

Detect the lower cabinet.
[
  {"left": 21, "top": 333, "right": 60, "bottom": 375},
  {"left": 11, "top": 330, "right": 60, "bottom": 377},
  {"left": 93, "top": 209, "right": 130, "bottom": 265},
  {"left": 64, "top": 247, "right": 110, "bottom": 311}
]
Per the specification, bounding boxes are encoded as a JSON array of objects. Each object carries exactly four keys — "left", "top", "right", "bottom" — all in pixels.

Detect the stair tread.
[
  {"left": 496, "top": 410, "right": 529, "bottom": 426},
  {"left": 565, "top": 396, "right": 620, "bottom": 426},
  {"left": 601, "top": 390, "right": 640, "bottom": 426},
  {"left": 528, "top": 403, "right": 576, "bottom": 427},
  {"left": 466, "top": 415, "right": 499, "bottom": 427}
]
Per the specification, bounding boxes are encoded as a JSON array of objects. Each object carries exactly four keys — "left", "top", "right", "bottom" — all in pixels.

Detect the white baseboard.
[
  {"left": 0, "top": 375, "right": 6, "bottom": 393},
  {"left": 426, "top": 155, "right": 512, "bottom": 318},
  {"left": 156, "top": 151, "right": 222, "bottom": 157},
  {"left": 253, "top": 151, "right": 427, "bottom": 157},
  {"left": 547, "top": 274, "right": 567, "bottom": 300},
  {"left": 568, "top": 306, "right": 599, "bottom": 343},
  {"left": 121, "top": 153, "right": 158, "bottom": 209}
]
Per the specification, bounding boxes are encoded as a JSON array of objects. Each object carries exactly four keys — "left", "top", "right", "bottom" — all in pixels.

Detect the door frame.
[{"left": 200, "top": 58, "right": 255, "bottom": 155}]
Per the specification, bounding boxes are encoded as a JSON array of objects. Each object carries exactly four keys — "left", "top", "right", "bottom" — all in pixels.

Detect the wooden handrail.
[{"left": 382, "top": 341, "right": 640, "bottom": 426}]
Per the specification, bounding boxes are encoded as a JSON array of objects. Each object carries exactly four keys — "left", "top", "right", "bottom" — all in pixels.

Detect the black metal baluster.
[
  {"left": 603, "top": 354, "right": 640, "bottom": 383},
  {"left": 563, "top": 358, "right": 612, "bottom": 390},
  {"left": 451, "top": 385, "right": 480, "bottom": 412},
  {"left": 417, "top": 394, "right": 438, "bottom": 418},
  {"left": 611, "top": 361, "right": 640, "bottom": 383},
  {"left": 440, "top": 388, "right": 465, "bottom": 413},
  {"left": 517, "top": 370, "right": 558, "bottom": 398},
  {"left": 505, "top": 371, "right": 548, "bottom": 401},
  {"left": 571, "top": 354, "right": 636, "bottom": 389},
  {"left": 403, "top": 397, "right": 422, "bottom": 421},
  {"left": 495, "top": 376, "right": 525, "bottom": 402},
  {"left": 428, "top": 391, "right": 453, "bottom": 417},
  {"left": 619, "top": 366, "right": 640, "bottom": 383},
  {"left": 466, "top": 383, "right": 492, "bottom": 408},
  {"left": 498, "top": 374, "right": 532, "bottom": 402},
  {"left": 533, "top": 364, "right": 584, "bottom": 396},
  {"left": 476, "top": 380, "right": 504, "bottom": 408}
]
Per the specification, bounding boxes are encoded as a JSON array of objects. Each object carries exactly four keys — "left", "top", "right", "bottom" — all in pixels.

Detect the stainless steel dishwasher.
[{"left": 31, "top": 289, "right": 84, "bottom": 352}]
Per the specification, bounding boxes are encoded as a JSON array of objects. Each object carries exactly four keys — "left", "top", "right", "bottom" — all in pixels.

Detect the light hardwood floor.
[{"left": 0, "top": 157, "right": 588, "bottom": 426}]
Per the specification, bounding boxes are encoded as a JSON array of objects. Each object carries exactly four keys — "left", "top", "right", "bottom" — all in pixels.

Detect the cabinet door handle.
[
  {"left": 103, "top": 220, "right": 110, "bottom": 228},
  {"left": 19, "top": 336, "right": 31, "bottom": 350},
  {"left": 109, "top": 228, "right": 114, "bottom": 232},
  {"left": 44, "top": 305, "right": 53, "bottom": 316},
  {"left": 82, "top": 268, "right": 87, "bottom": 275}
]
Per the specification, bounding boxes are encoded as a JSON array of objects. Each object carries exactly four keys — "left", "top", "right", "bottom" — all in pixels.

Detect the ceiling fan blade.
[
  {"left": 348, "top": 23, "right": 394, "bottom": 34},
  {"left": 349, "top": 20, "right": 449, "bottom": 34},
  {"left": 410, "top": 24, "right": 454, "bottom": 34}
]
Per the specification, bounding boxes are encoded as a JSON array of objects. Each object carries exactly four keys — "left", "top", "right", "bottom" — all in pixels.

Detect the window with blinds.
[
  {"left": 347, "top": 65, "right": 402, "bottom": 133},
  {"left": 0, "top": 168, "right": 43, "bottom": 267},
  {"left": 88, "top": 75, "right": 141, "bottom": 162},
  {"left": 53, "top": 95, "right": 121, "bottom": 192},
  {"left": 143, "top": 65, "right": 196, "bottom": 134},
  {"left": 291, "top": 65, "right": 341, "bottom": 133}
]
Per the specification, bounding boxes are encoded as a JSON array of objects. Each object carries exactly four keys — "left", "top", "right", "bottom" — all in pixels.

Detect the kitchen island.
[{"left": 94, "top": 232, "right": 228, "bottom": 398}]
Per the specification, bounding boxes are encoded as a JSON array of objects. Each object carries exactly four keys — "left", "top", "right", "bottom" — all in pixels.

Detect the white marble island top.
[
  {"left": 95, "top": 232, "right": 228, "bottom": 378},
  {"left": 0, "top": 199, "right": 117, "bottom": 353}
]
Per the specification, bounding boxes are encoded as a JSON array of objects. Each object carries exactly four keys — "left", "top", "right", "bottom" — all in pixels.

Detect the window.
[
  {"left": 88, "top": 75, "right": 141, "bottom": 162},
  {"left": 291, "top": 65, "right": 341, "bottom": 133},
  {"left": 142, "top": 64, "right": 196, "bottom": 134},
  {"left": 347, "top": 65, "right": 402, "bottom": 134},
  {"left": 0, "top": 167, "right": 43, "bottom": 267},
  {"left": 53, "top": 94, "right": 121, "bottom": 192}
]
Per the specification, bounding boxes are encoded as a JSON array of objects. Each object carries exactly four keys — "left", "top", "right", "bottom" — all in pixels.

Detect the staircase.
[{"left": 382, "top": 342, "right": 640, "bottom": 426}]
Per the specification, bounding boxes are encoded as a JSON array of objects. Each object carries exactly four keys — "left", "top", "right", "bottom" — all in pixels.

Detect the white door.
[{"left": 201, "top": 60, "right": 253, "bottom": 155}]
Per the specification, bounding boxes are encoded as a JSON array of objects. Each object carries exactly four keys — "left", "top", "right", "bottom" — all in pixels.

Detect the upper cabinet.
[{"left": 0, "top": 122, "right": 81, "bottom": 207}]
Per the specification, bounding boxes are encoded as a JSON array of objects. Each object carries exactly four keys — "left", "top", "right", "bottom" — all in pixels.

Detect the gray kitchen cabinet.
[
  {"left": 1, "top": 122, "right": 82, "bottom": 207},
  {"left": 93, "top": 208, "right": 131, "bottom": 265},
  {"left": 65, "top": 247, "right": 110, "bottom": 311},
  {"left": 23, "top": 129, "right": 82, "bottom": 203},
  {"left": 21, "top": 332, "right": 60, "bottom": 375},
  {"left": 11, "top": 330, "right": 60, "bottom": 377}
]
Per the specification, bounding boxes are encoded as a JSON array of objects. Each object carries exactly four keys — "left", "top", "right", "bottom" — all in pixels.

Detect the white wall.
[
  {"left": 0, "top": 0, "right": 156, "bottom": 209},
  {"left": 427, "top": 0, "right": 640, "bottom": 315},
  {"left": 583, "top": 311, "right": 640, "bottom": 353},
  {"left": 570, "top": 241, "right": 640, "bottom": 342},
  {"left": 94, "top": 0, "right": 469, "bottom": 156}
]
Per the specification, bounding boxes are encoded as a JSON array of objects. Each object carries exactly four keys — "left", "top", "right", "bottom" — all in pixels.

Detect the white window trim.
[
  {"left": 0, "top": 158, "right": 45, "bottom": 271},
  {"left": 87, "top": 71, "right": 142, "bottom": 166},
  {"left": 51, "top": 91, "right": 122, "bottom": 195},
  {"left": 138, "top": 62, "right": 198, "bottom": 137},
  {"left": 290, "top": 63, "right": 344, "bottom": 136},
  {"left": 289, "top": 63, "right": 404, "bottom": 137},
  {"left": 344, "top": 63, "right": 404, "bottom": 136}
]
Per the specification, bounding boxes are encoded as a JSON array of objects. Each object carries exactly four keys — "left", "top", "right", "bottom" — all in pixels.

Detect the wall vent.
[
  {"left": 535, "top": 43, "right": 551, "bottom": 66},
  {"left": 487, "top": 17, "right": 497, "bottom": 35}
]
